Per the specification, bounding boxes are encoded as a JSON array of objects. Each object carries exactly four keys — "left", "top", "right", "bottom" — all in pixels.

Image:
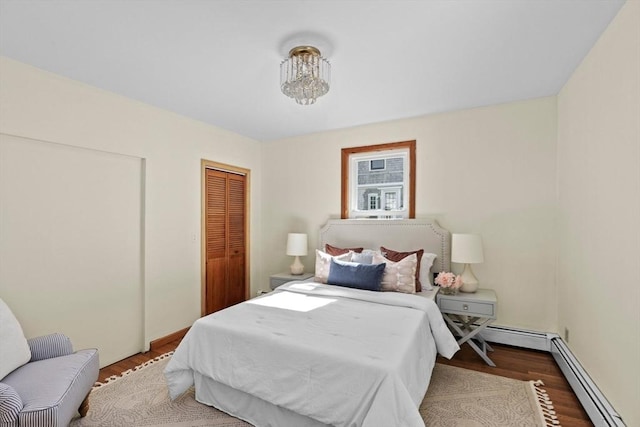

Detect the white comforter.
[{"left": 164, "top": 282, "right": 459, "bottom": 427}]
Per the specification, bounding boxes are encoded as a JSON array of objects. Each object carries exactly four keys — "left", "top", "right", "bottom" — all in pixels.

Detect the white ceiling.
[{"left": 0, "top": 0, "right": 625, "bottom": 141}]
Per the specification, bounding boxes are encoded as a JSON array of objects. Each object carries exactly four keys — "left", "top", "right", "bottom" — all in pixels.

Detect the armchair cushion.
[
  {"left": 2, "top": 349, "right": 99, "bottom": 426},
  {"left": 0, "top": 382, "right": 22, "bottom": 426},
  {"left": 0, "top": 298, "right": 31, "bottom": 380},
  {"left": 27, "top": 333, "right": 73, "bottom": 362}
]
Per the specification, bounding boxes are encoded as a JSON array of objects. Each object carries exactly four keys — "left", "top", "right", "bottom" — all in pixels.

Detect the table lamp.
[
  {"left": 451, "top": 233, "right": 484, "bottom": 293},
  {"left": 286, "top": 233, "right": 308, "bottom": 275}
]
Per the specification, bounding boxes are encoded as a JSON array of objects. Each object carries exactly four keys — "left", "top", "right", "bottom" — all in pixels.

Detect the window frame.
[{"left": 341, "top": 140, "right": 416, "bottom": 219}]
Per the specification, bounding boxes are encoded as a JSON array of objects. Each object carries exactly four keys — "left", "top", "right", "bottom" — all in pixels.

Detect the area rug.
[{"left": 70, "top": 352, "right": 559, "bottom": 427}]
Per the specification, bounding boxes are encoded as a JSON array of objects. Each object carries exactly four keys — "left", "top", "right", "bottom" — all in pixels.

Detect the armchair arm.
[
  {"left": 0, "top": 383, "right": 23, "bottom": 424},
  {"left": 27, "top": 333, "right": 73, "bottom": 362}
]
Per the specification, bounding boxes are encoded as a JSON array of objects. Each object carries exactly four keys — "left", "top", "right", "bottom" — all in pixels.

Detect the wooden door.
[
  {"left": 226, "top": 173, "right": 246, "bottom": 306},
  {"left": 205, "top": 168, "right": 247, "bottom": 315}
]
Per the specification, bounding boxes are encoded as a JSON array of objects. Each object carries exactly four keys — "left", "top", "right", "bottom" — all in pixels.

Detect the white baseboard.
[
  {"left": 482, "top": 325, "right": 625, "bottom": 427},
  {"left": 482, "top": 325, "right": 552, "bottom": 351}
]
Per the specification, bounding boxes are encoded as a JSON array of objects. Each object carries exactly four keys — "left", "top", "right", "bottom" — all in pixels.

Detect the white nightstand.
[
  {"left": 436, "top": 288, "right": 497, "bottom": 367},
  {"left": 269, "top": 272, "right": 314, "bottom": 290}
]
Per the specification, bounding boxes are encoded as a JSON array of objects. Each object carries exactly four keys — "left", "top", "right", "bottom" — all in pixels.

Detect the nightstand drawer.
[{"left": 439, "top": 299, "right": 495, "bottom": 317}]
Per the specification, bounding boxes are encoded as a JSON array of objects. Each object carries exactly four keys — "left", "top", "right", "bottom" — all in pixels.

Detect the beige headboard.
[{"left": 319, "top": 219, "right": 451, "bottom": 274}]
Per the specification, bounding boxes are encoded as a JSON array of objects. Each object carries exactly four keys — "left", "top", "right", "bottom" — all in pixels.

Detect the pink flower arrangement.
[{"left": 435, "top": 271, "right": 463, "bottom": 289}]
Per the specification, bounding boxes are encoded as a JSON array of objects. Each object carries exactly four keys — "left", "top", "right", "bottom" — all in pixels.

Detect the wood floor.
[{"left": 99, "top": 340, "right": 593, "bottom": 427}]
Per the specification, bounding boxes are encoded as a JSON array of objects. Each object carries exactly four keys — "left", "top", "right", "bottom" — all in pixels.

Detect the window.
[
  {"left": 383, "top": 188, "right": 400, "bottom": 210},
  {"left": 370, "top": 159, "right": 385, "bottom": 171},
  {"left": 341, "top": 141, "right": 416, "bottom": 219}
]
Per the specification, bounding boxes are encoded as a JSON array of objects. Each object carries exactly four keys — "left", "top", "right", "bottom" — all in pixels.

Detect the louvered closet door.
[
  {"left": 205, "top": 169, "right": 246, "bottom": 315},
  {"left": 226, "top": 173, "right": 246, "bottom": 307}
]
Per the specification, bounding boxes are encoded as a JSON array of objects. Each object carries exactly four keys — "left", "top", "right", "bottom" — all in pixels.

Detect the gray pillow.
[
  {"left": 327, "top": 259, "right": 385, "bottom": 291},
  {"left": 351, "top": 252, "right": 374, "bottom": 264}
]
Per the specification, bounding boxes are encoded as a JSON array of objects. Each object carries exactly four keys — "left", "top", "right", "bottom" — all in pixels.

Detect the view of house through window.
[
  {"left": 353, "top": 151, "right": 407, "bottom": 217},
  {"left": 341, "top": 141, "right": 416, "bottom": 219}
]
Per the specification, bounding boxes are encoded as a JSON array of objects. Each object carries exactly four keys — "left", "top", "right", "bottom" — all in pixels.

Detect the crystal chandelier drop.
[{"left": 280, "top": 46, "right": 330, "bottom": 105}]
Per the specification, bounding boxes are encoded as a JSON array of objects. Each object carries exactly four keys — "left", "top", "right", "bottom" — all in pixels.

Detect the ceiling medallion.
[{"left": 280, "top": 45, "right": 330, "bottom": 105}]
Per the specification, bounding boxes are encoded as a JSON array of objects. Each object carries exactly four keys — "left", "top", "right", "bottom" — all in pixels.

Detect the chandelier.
[{"left": 280, "top": 46, "right": 330, "bottom": 105}]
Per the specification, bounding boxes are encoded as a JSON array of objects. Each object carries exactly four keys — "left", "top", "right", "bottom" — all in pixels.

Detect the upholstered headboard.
[{"left": 319, "top": 219, "right": 451, "bottom": 274}]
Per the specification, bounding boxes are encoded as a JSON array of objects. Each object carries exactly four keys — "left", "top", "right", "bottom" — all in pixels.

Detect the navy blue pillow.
[{"left": 327, "top": 259, "right": 385, "bottom": 291}]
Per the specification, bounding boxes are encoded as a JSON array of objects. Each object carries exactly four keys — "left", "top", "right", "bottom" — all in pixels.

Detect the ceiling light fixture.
[{"left": 280, "top": 45, "right": 330, "bottom": 105}]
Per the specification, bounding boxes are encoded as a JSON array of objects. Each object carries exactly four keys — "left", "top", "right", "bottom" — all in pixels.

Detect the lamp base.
[
  {"left": 459, "top": 263, "right": 479, "bottom": 293},
  {"left": 290, "top": 256, "right": 304, "bottom": 275}
]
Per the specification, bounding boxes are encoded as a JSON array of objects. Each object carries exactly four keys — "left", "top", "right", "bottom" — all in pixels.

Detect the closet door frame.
[{"left": 200, "top": 159, "right": 251, "bottom": 316}]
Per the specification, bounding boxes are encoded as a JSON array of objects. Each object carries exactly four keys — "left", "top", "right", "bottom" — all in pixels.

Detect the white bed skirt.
[{"left": 195, "top": 372, "right": 330, "bottom": 427}]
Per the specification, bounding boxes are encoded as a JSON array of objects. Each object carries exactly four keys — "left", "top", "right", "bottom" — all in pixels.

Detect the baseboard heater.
[
  {"left": 481, "top": 325, "right": 625, "bottom": 427},
  {"left": 549, "top": 336, "right": 624, "bottom": 427},
  {"left": 481, "top": 325, "right": 551, "bottom": 351}
]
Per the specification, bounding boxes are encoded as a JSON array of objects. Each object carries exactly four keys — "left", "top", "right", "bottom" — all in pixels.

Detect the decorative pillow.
[
  {"left": 325, "top": 244, "right": 364, "bottom": 256},
  {"left": 0, "top": 298, "right": 31, "bottom": 381},
  {"left": 380, "top": 246, "right": 425, "bottom": 292},
  {"left": 372, "top": 253, "right": 418, "bottom": 294},
  {"left": 0, "top": 383, "right": 23, "bottom": 424},
  {"left": 327, "top": 259, "right": 385, "bottom": 291},
  {"left": 351, "top": 252, "right": 374, "bottom": 265},
  {"left": 419, "top": 253, "right": 438, "bottom": 290},
  {"left": 314, "top": 250, "right": 352, "bottom": 284}
]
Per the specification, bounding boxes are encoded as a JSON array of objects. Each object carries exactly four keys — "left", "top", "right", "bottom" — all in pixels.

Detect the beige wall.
[
  {"left": 557, "top": 2, "right": 640, "bottom": 426},
  {"left": 1, "top": 134, "right": 144, "bottom": 366},
  {"left": 261, "top": 97, "right": 558, "bottom": 332},
  {"left": 0, "top": 57, "right": 263, "bottom": 358}
]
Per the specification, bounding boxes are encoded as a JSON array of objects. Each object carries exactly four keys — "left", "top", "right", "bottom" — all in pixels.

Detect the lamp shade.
[
  {"left": 286, "top": 233, "right": 308, "bottom": 256},
  {"left": 451, "top": 234, "right": 484, "bottom": 264}
]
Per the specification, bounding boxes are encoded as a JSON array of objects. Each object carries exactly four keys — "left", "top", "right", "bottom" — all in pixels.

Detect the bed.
[{"left": 164, "top": 219, "right": 459, "bottom": 427}]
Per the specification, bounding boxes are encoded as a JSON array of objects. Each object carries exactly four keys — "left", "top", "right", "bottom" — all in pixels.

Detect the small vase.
[{"left": 439, "top": 286, "right": 458, "bottom": 295}]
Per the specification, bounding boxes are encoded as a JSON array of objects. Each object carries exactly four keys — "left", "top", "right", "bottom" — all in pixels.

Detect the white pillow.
[
  {"left": 419, "top": 253, "right": 438, "bottom": 290},
  {"left": 314, "top": 250, "right": 352, "bottom": 284},
  {"left": 0, "top": 298, "right": 31, "bottom": 380},
  {"left": 372, "top": 253, "right": 418, "bottom": 294}
]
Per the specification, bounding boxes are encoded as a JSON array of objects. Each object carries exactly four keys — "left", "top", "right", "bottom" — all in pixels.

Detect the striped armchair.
[{"left": 0, "top": 333, "right": 99, "bottom": 427}]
